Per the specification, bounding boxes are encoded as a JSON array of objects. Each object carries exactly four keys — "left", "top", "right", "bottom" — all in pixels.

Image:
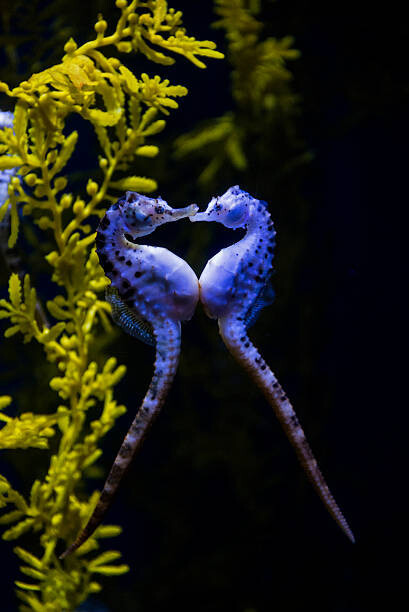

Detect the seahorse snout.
[
  {"left": 170, "top": 203, "right": 199, "bottom": 220},
  {"left": 189, "top": 210, "right": 210, "bottom": 222}
]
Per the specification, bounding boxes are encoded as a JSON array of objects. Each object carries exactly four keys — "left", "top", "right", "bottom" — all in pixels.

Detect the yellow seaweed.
[
  {"left": 0, "top": 1, "right": 222, "bottom": 609},
  {"left": 174, "top": 0, "right": 300, "bottom": 185}
]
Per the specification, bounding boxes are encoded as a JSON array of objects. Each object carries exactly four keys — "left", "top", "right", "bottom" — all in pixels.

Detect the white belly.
[{"left": 198, "top": 246, "right": 241, "bottom": 318}]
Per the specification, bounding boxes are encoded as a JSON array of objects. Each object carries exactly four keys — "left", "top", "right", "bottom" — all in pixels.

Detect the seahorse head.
[
  {"left": 190, "top": 185, "right": 262, "bottom": 229},
  {"left": 114, "top": 191, "right": 198, "bottom": 238}
]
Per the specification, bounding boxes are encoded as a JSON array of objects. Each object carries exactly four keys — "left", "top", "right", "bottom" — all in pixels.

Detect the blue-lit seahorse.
[
  {"left": 191, "top": 185, "right": 354, "bottom": 542},
  {"left": 0, "top": 110, "right": 49, "bottom": 328},
  {"left": 60, "top": 191, "right": 199, "bottom": 558},
  {"left": 0, "top": 111, "right": 19, "bottom": 272}
]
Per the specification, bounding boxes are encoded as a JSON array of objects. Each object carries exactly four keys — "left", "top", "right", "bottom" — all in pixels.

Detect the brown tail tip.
[
  {"left": 344, "top": 524, "right": 356, "bottom": 544},
  {"left": 59, "top": 539, "right": 80, "bottom": 560}
]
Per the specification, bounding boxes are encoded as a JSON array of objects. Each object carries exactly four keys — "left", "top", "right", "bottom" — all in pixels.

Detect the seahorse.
[
  {"left": 0, "top": 110, "right": 49, "bottom": 329},
  {"left": 191, "top": 185, "right": 355, "bottom": 542},
  {"left": 0, "top": 111, "right": 20, "bottom": 274},
  {"left": 60, "top": 191, "right": 199, "bottom": 558}
]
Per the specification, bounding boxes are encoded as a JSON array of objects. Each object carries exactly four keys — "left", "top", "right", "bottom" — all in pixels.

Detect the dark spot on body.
[
  {"left": 120, "top": 441, "right": 133, "bottom": 456},
  {"left": 107, "top": 463, "right": 124, "bottom": 484},
  {"left": 118, "top": 255, "right": 125, "bottom": 262},
  {"left": 99, "top": 215, "right": 110, "bottom": 229},
  {"left": 99, "top": 490, "right": 111, "bottom": 505},
  {"left": 122, "top": 288, "right": 134, "bottom": 301},
  {"left": 122, "top": 279, "right": 130, "bottom": 289},
  {"left": 301, "top": 439, "right": 314, "bottom": 460},
  {"left": 134, "top": 271, "right": 143, "bottom": 278},
  {"left": 126, "top": 260, "right": 132, "bottom": 266}
]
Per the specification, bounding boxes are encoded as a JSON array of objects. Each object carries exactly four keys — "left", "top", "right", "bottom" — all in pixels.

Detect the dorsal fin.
[
  {"left": 244, "top": 279, "right": 275, "bottom": 330},
  {"left": 105, "top": 286, "right": 155, "bottom": 346}
]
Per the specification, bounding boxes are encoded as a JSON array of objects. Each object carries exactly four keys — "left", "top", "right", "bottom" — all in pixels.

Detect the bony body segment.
[
  {"left": 191, "top": 185, "right": 355, "bottom": 543},
  {"left": 60, "top": 192, "right": 199, "bottom": 559}
]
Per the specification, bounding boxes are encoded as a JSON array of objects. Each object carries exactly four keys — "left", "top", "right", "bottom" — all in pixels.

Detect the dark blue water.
[{"left": 0, "top": 1, "right": 405, "bottom": 610}]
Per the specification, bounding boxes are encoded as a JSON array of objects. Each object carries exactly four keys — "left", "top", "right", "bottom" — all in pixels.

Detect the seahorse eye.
[
  {"left": 134, "top": 209, "right": 149, "bottom": 223},
  {"left": 226, "top": 201, "right": 245, "bottom": 224}
]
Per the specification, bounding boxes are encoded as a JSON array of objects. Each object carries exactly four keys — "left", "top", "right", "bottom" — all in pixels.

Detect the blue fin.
[
  {"left": 105, "top": 286, "right": 155, "bottom": 346},
  {"left": 244, "top": 280, "right": 275, "bottom": 330}
]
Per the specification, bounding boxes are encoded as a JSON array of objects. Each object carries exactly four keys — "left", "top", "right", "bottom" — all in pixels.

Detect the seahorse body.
[
  {"left": 191, "top": 185, "right": 355, "bottom": 543},
  {"left": 0, "top": 111, "right": 19, "bottom": 272},
  {"left": 60, "top": 192, "right": 199, "bottom": 558},
  {"left": 105, "top": 286, "right": 155, "bottom": 346}
]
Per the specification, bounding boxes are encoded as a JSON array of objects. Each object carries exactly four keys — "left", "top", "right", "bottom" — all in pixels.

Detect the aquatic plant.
[
  {"left": 174, "top": 0, "right": 301, "bottom": 185},
  {"left": 0, "top": 0, "right": 75, "bottom": 89},
  {"left": 0, "top": 1, "right": 222, "bottom": 609}
]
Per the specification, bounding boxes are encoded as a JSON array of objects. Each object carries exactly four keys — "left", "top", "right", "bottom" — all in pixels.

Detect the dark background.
[{"left": 0, "top": 1, "right": 406, "bottom": 610}]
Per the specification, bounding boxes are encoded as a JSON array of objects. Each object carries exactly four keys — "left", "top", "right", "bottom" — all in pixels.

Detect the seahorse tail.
[
  {"left": 219, "top": 317, "right": 355, "bottom": 543},
  {"left": 59, "top": 319, "right": 181, "bottom": 559}
]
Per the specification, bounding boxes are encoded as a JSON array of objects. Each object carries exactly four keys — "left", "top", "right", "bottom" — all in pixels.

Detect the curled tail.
[
  {"left": 59, "top": 319, "right": 181, "bottom": 559},
  {"left": 219, "top": 317, "right": 355, "bottom": 543}
]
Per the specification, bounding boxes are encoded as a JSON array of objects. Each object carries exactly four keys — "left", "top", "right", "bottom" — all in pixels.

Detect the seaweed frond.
[
  {"left": 0, "top": 1, "right": 222, "bottom": 609},
  {"left": 174, "top": 0, "right": 300, "bottom": 185}
]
